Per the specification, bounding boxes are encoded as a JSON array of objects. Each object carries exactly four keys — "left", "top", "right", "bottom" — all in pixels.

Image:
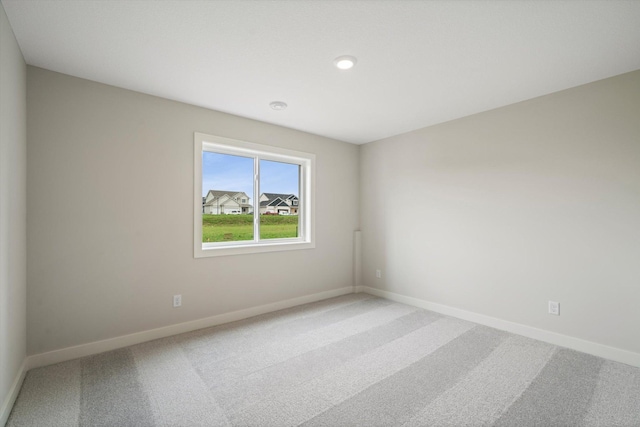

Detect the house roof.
[
  {"left": 262, "top": 193, "right": 297, "bottom": 201},
  {"left": 206, "top": 190, "right": 249, "bottom": 200},
  {"left": 260, "top": 197, "right": 289, "bottom": 207}
]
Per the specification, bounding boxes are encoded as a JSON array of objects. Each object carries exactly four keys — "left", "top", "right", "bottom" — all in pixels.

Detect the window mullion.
[
  {"left": 254, "top": 156, "right": 260, "bottom": 242},
  {"left": 298, "top": 164, "right": 303, "bottom": 239}
]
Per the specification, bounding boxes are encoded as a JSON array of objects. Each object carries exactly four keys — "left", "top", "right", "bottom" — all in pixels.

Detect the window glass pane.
[
  {"left": 259, "top": 159, "right": 300, "bottom": 240},
  {"left": 202, "top": 152, "right": 254, "bottom": 242}
]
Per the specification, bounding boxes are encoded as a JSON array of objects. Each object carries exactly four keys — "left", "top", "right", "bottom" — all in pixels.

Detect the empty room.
[{"left": 1, "top": 1, "right": 639, "bottom": 426}]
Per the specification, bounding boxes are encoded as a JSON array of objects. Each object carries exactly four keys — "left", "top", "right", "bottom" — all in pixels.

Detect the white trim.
[
  {"left": 357, "top": 286, "right": 640, "bottom": 368},
  {"left": 1, "top": 358, "right": 28, "bottom": 426},
  {"left": 199, "top": 239, "right": 315, "bottom": 257},
  {"left": 27, "top": 286, "right": 354, "bottom": 370}
]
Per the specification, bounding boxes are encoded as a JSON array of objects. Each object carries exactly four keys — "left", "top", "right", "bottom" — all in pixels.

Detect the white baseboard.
[
  {"left": 357, "top": 286, "right": 640, "bottom": 368},
  {"left": 28, "top": 286, "right": 355, "bottom": 370},
  {"left": 1, "top": 358, "right": 28, "bottom": 427}
]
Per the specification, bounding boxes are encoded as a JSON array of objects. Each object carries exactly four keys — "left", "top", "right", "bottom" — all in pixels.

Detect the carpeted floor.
[{"left": 7, "top": 293, "right": 640, "bottom": 426}]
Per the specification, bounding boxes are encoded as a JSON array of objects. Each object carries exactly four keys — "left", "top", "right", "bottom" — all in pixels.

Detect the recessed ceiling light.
[
  {"left": 334, "top": 55, "right": 357, "bottom": 70},
  {"left": 269, "top": 101, "right": 288, "bottom": 111}
]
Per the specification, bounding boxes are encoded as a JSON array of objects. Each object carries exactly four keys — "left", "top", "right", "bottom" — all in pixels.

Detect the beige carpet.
[{"left": 8, "top": 293, "right": 640, "bottom": 426}]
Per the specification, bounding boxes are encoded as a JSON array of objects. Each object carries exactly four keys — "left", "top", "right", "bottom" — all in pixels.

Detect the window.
[{"left": 194, "top": 132, "right": 315, "bottom": 257}]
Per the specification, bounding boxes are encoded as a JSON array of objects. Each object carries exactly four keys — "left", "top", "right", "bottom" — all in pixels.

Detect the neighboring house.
[
  {"left": 203, "top": 190, "right": 252, "bottom": 214},
  {"left": 259, "top": 193, "right": 299, "bottom": 215}
]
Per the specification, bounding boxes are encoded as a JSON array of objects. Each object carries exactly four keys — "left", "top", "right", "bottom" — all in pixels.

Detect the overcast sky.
[{"left": 202, "top": 152, "right": 299, "bottom": 201}]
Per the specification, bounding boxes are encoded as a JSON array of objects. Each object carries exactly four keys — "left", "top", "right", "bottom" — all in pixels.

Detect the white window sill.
[{"left": 195, "top": 240, "right": 315, "bottom": 258}]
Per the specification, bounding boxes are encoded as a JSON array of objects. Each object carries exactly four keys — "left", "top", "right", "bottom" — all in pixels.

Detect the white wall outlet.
[
  {"left": 173, "top": 294, "right": 182, "bottom": 308},
  {"left": 376, "top": 269, "right": 382, "bottom": 279},
  {"left": 548, "top": 300, "right": 560, "bottom": 316}
]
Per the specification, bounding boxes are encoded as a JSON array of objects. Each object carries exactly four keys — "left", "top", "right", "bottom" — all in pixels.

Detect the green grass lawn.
[{"left": 202, "top": 214, "right": 298, "bottom": 242}]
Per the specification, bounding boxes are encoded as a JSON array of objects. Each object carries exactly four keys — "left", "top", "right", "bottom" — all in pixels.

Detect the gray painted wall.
[
  {"left": 15, "top": 40, "right": 640, "bottom": 369},
  {"left": 26, "top": 67, "right": 360, "bottom": 355},
  {"left": 361, "top": 70, "right": 640, "bottom": 354},
  {"left": 0, "top": 2, "right": 27, "bottom": 419}
]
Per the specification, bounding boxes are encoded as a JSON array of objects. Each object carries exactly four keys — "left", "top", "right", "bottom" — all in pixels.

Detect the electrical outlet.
[
  {"left": 173, "top": 294, "right": 182, "bottom": 308},
  {"left": 376, "top": 269, "right": 382, "bottom": 279},
  {"left": 548, "top": 301, "right": 559, "bottom": 316}
]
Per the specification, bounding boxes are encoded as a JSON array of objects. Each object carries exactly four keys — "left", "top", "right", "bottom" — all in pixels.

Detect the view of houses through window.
[{"left": 201, "top": 152, "right": 300, "bottom": 243}]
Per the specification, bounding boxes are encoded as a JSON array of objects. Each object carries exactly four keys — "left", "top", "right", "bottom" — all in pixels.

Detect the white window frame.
[{"left": 194, "top": 132, "right": 315, "bottom": 257}]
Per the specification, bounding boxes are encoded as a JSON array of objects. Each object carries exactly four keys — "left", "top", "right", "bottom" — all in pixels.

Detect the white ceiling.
[{"left": 3, "top": 1, "right": 640, "bottom": 144}]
